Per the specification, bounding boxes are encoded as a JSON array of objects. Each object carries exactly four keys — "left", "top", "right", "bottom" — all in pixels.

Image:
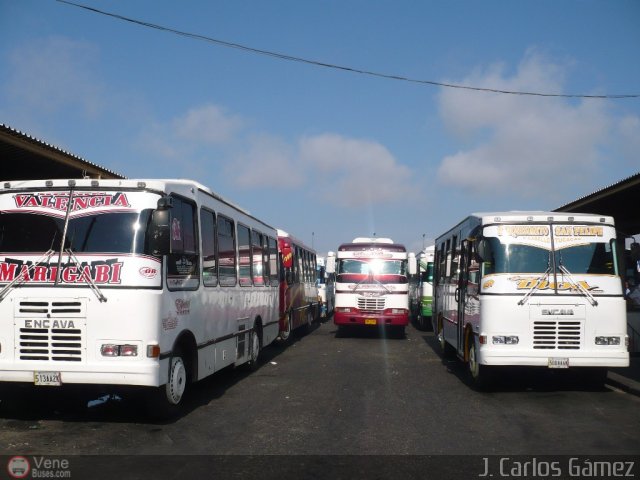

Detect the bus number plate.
[
  {"left": 364, "top": 318, "right": 377, "bottom": 325},
  {"left": 548, "top": 358, "right": 569, "bottom": 369},
  {"left": 34, "top": 371, "right": 62, "bottom": 386}
]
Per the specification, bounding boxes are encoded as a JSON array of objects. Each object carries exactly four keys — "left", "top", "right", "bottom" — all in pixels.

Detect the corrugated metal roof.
[
  {"left": 556, "top": 171, "right": 640, "bottom": 211},
  {"left": 0, "top": 123, "right": 125, "bottom": 179}
]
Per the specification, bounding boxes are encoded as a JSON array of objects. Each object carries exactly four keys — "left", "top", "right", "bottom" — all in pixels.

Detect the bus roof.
[
  {"left": 0, "top": 177, "right": 278, "bottom": 231},
  {"left": 435, "top": 211, "right": 616, "bottom": 245},
  {"left": 338, "top": 242, "right": 406, "bottom": 253},
  {"left": 470, "top": 211, "right": 615, "bottom": 225}
]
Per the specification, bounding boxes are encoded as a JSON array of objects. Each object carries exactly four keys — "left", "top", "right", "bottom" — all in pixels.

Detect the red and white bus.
[
  {"left": 327, "top": 238, "right": 416, "bottom": 336},
  {"left": 277, "top": 230, "right": 319, "bottom": 342},
  {"left": 0, "top": 178, "right": 280, "bottom": 416}
]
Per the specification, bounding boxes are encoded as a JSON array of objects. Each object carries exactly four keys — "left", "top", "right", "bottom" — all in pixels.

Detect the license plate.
[
  {"left": 34, "top": 371, "right": 62, "bottom": 386},
  {"left": 364, "top": 318, "right": 377, "bottom": 325},
  {"left": 548, "top": 358, "right": 569, "bottom": 369}
]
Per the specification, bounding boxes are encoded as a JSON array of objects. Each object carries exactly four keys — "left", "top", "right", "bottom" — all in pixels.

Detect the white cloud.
[
  {"left": 5, "top": 36, "right": 104, "bottom": 118},
  {"left": 617, "top": 115, "right": 640, "bottom": 166},
  {"left": 174, "top": 104, "right": 243, "bottom": 144},
  {"left": 137, "top": 103, "right": 244, "bottom": 162},
  {"left": 436, "top": 51, "right": 616, "bottom": 197},
  {"left": 230, "top": 134, "right": 304, "bottom": 188},
  {"left": 299, "top": 133, "right": 417, "bottom": 208}
]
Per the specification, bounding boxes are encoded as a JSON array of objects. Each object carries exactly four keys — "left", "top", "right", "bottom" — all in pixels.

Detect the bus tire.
[
  {"left": 391, "top": 325, "right": 405, "bottom": 339},
  {"left": 468, "top": 337, "right": 492, "bottom": 390},
  {"left": 304, "top": 306, "right": 314, "bottom": 331},
  {"left": 579, "top": 367, "right": 608, "bottom": 390},
  {"left": 279, "top": 312, "right": 293, "bottom": 343},
  {"left": 243, "top": 326, "right": 262, "bottom": 372},
  {"left": 149, "top": 352, "right": 187, "bottom": 419},
  {"left": 437, "top": 319, "right": 456, "bottom": 359}
]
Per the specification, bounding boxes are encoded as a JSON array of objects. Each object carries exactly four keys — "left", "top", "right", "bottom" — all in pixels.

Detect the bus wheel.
[
  {"left": 468, "top": 338, "right": 492, "bottom": 390},
  {"left": 244, "top": 327, "right": 262, "bottom": 371},
  {"left": 438, "top": 320, "right": 455, "bottom": 359},
  {"left": 305, "top": 307, "right": 314, "bottom": 331},
  {"left": 279, "top": 313, "right": 292, "bottom": 343},
  {"left": 392, "top": 325, "right": 406, "bottom": 339},
  {"left": 149, "top": 353, "right": 187, "bottom": 419},
  {"left": 579, "top": 367, "right": 608, "bottom": 390}
]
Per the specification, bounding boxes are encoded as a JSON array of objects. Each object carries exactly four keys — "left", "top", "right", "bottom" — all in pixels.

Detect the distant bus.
[
  {"left": 433, "top": 211, "right": 629, "bottom": 388},
  {"left": 0, "top": 178, "right": 280, "bottom": 416},
  {"left": 316, "top": 254, "right": 335, "bottom": 318},
  {"left": 414, "top": 245, "right": 435, "bottom": 330},
  {"left": 327, "top": 238, "right": 416, "bottom": 336},
  {"left": 277, "top": 230, "right": 319, "bottom": 342}
]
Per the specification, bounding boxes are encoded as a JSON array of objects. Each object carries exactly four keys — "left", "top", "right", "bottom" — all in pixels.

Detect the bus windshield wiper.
[
  {"left": 557, "top": 257, "right": 598, "bottom": 307},
  {"left": 0, "top": 249, "right": 56, "bottom": 303},
  {"left": 518, "top": 265, "right": 552, "bottom": 306},
  {"left": 65, "top": 248, "right": 108, "bottom": 303},
  {"left": 352, "top": 271, "right": 391, "bottom": 293}
]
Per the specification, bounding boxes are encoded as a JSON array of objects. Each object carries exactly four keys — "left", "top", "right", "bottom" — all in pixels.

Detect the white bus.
[
  {"left": 414, "top": 245, "right": 435, "bottom": 330},
  {"left": 433, "top": 211, "right": 629, "bottom": 388},
  {"left": 0, "top": 178, "right": 280, "bottom": 415},
  {"left": 326, "top": 238, "right": 416, "bottom": 336}
]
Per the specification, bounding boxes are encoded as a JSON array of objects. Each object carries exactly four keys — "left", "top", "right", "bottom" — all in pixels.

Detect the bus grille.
[
  {"left": 18, "top": 328, "right": 83, "bottom": 361},
  {"left": 532, "top": 321, "right": 582, "bottom": 350},
  {"left": 15, "top": 299, "right": 86, "bottom": 362},
  {"left": 357, "top": 297, "right": 385, "bottom": 312}
]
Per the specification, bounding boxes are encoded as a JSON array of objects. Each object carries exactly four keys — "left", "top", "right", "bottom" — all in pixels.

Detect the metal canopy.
[
  {"left": 554, "top": 172, "right": 640, "bottom": 236},
  {"left": 0, "top": 124, "right": 124, "bottom": 181}
]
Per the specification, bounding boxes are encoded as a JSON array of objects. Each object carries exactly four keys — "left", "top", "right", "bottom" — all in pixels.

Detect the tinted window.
[{"left": 217, "top": 216, "right": 236, "bottom": 286}]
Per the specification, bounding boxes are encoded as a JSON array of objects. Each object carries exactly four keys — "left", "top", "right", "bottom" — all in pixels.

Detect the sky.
[{"left": 1, "top": 0, "right": 639, "bottom": 256}]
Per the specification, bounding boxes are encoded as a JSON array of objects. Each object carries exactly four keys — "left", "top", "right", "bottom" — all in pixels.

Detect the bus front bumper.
[
  {"left": 478, "top": 350, "right": 630, "bottom": 368},
  {"left": 334, "top": 311, "right": 409, "bottom": 327}
]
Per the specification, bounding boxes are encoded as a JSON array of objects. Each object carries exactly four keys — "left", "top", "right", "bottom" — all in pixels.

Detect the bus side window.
[
  {"left": 268, "top": 237, "right": 279, "bottom": 286},
  {"left": 200, "top": 208, "right": 217, "bottom": 287},
  {"left": 217, "top": 215, "right": 237, "bottom": 287},
  {"left": 252, "top": 230, "right": 265, "bottom": 285},
  {"left": 238, "top": 224, "right": 252, "bottom": 286},
  {"left": 166, "top": 195, "right": 199, "bottom": 288}
]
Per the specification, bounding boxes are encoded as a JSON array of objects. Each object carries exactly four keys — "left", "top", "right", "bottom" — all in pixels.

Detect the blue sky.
[{"left": 1, "top": 0, "right": 639, "bottom": 255}]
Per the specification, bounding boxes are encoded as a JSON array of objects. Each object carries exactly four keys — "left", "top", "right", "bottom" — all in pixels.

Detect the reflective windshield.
[
  {"left": 555, "top": 242, "right": 616, "bottom": 275},
  {"left": 337, "top": 258, "right": 408, "bottom": 284},
  {"left": 483, "top": 240, "right": 550, "bottom": 275},
  {"left": 481, "top": 223, "right": 618, "bottom": 276},
  {"left": 338, "top": 259, "right": 407, "bottom": 275},
  {"left": 0, "top": 211, "right": 154, "bottom": 255}
]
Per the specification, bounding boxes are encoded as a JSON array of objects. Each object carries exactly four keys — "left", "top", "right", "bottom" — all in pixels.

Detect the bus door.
[{"left": 456, "top": 239, "right": 472, "bottom": 356}]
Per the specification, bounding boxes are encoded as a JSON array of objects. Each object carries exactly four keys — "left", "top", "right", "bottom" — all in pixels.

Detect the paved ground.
[{"left": 0, "top": 319, "right": 638, "bottom": 478}]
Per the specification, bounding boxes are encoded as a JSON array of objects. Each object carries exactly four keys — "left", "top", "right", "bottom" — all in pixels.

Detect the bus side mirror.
[
  {"left": 326, "top": 252, "right": 336, "bottom": 274},
  {"left": 408, "top": 253, "right": 417, "bottom": 276},
  {"left": 148, "top": 197, "right": 172, "bottom": 256},
  {"left": 476, "top": 239, "right": 489, "bottom": 263}
]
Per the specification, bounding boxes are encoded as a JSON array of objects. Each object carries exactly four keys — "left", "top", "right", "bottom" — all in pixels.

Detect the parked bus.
[
  {"left": 276, "top": 230, "right": 319, "bottom": 342},
  {"left": 326, "top": 238, "right": 416, "bottom": 336},
  {"left": 316, "top": 253, "right": 336, "bottom": 319},
  {"left": 0, "top": 178, "right": 280, "bottom": 415},
  {"left": 433, "top": 211, "right": 629, "bottom": 388},
  {"left": 414, "top": 245, "right": 435, "bottom": 330}
]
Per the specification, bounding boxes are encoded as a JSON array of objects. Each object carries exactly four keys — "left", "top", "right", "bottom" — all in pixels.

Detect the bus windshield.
[
  {"left": 338, "top": 259, "right": 407, "bottom": 275},
  {"left": 481, "top": 224, "right": 618, "bottom": 276},
  {"left": 0, "top": 210, "right": 154, "bottom": 255}
]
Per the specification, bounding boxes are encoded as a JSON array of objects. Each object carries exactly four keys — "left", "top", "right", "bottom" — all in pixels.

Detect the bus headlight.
[
  {"left": 101, "top": 343, "right": 139, "bottom": 357},
  {"left": 492, "top": 335, "right": 519, "bottom": 345},
  {"left": 595, "top": 336, "right": 620, "bottom": 345}
]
